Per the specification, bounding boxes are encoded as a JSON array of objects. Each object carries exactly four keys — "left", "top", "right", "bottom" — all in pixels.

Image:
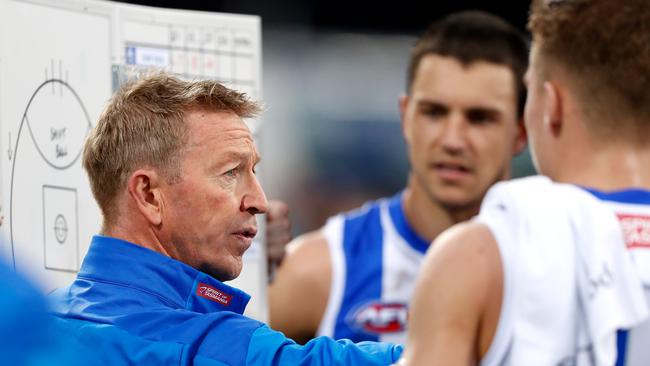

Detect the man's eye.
[
  {"left": 421, "top": 106, "right": 447, "bottom": 118},
  {"left": 225, "top": 168, "right": 238, "bottom": 178},
  {"left": 467, "top": 110, "right": 497, "bottom": 125}
]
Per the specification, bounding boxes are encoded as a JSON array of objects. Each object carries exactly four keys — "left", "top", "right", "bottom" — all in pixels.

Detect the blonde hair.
[{"left": 83, "top": 73, "right": 261, "bottom": 224}]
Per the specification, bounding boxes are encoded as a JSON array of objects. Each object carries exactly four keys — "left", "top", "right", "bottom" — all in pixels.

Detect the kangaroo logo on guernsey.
[
  {"left": 347, "top": 301, "right": 408, "bottom": 335},
  {"left": 196, "top": 283, "right": 232, "bottom": 306}
]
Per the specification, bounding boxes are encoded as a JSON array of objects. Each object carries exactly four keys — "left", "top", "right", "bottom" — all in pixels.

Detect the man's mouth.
[
  {"left": 432, "top": 162, "right": 471, "bottom": 181},
  {"left": 234, "top": 227, "right": 257, "bottom": 239}
]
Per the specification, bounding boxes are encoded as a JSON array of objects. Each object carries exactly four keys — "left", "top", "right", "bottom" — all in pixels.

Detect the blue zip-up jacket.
[
  {"left": 0, "top": 259, "right": 90, "bottom": 366},
  {"left": 48, "top": 236, "right": 403, "bottom": 365}
]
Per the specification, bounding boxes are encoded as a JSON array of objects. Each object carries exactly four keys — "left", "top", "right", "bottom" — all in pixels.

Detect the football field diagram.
[
  {"left": 10, "top": 74, "right": 91, "bottom": 273},
  {"left": 1, "top": 0, "right": 267, "bottom": 321}
]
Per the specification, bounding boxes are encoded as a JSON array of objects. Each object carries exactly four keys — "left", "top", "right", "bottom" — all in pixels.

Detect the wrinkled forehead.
[
  {"left": 186, "top": 109, "right": 259, "bottom": 155},
  {"left": 187, "top": 109, "right": 250, "bottom": 137}
]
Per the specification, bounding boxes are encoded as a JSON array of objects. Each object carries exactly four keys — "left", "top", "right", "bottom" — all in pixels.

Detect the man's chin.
[
  {"left": 201, "top": 262, "right": 242, "bottom": 282},
  {"left": 432, "top": 191, "right": 483, "bottom": 214}
]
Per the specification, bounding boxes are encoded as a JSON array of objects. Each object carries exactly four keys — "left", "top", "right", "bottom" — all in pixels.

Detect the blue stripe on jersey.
[
  {"left": 584, "top": 188, "right": 650, "bottom": 205},
  {"left": 616, "top": 330, "right": 629, "bottom": 366},
  {"left": 334, "top": 203, "right": 384, "bottom": 342},
  {"left": 388, "top": 192, "right": 429, "bottom": 255}
]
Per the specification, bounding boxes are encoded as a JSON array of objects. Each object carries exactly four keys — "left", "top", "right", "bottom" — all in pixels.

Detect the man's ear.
[
  {"left": 126, "top": 169, "right": 163, "bottom": 226},
  {"left": 543, "top": 81, "right": 562, "bottom": 137},
  {"left": 513, "top": 117, "right": 528, "bottom": 156},
  {"left": 398, "top": 94, "right": 410, "bottom": 138}
]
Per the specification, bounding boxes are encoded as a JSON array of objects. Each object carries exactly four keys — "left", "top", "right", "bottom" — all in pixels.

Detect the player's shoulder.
[
  {"left": 419, "top": 221, "right": 502, "bottom": 295},
  {"left": 275, "top": 230, "right": 332, "bottom": 290},
  {"left": 432, "top": 221, "right": 498, "bottom": 262},
  {"left": 286, "top": 230, "right": 330, "bottom": 262},
  {"left": 278, "top": 194, "right": 398, "bottom": 280},
  {"left": 270, "top": 230, "right": 331, "bottom": 297},
  {"left": 421, "top": 221, "right": 502, "bottom": 308}
]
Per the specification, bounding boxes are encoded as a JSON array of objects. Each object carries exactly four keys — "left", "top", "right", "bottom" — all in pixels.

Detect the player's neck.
[
  {"left": 402, "top": 177, "right": 479, "bottom": 243},
  {"left": 553, "top": 144, "right": 650, "bottom": 191}
]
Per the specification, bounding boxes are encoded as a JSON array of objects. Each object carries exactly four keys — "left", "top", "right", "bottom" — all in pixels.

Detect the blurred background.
[{"left": 121, "top": 0, "right": 535, "bottom": 235}]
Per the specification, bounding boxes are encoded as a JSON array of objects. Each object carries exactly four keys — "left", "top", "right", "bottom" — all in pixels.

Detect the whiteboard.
[{"left": 0, "top": 0, "right": 267, "bottom": 321}]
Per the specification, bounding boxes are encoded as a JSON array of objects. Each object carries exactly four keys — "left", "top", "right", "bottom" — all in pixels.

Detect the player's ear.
[
  {"left": 543, "top": 81, "right": 562, "bottom": 137},
  {"left": 127, "top": 168, "right": 163, "bottom": 226},
  {"left": 398, "top": 94, "right": 410, "bottom": 139},
  {"left": 513, "top": 117, "right": 527, "bottom": 155}
]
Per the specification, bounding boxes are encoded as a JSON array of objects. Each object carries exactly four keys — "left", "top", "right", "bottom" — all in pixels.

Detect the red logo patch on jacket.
[
  {"left": 348, "top": 301, "right": 408, "bottom": 334},
  {"left": 196, "top": 283, "right": 232, "bottom": 306}
]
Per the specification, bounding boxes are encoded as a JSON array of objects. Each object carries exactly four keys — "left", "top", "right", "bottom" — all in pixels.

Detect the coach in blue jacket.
[{"left": 48, "top": 73, "right": 402, "bottom": 365}]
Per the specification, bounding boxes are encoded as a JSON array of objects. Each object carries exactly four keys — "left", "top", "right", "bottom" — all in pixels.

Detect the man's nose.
[
  {"left": 242, "top": 174, "right": 268, "bottom": 215},
  {"left": 439, "top": 113, "right": 467, "bottom": 154}
]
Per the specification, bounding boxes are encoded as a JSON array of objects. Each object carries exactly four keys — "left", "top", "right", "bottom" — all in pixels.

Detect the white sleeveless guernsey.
[{"left": 478, "top": 176, "right": 650, "bottom": 366}]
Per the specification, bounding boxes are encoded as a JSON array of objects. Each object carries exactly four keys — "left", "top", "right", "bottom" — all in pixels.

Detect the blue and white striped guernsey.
[{"left": 317, "top": 192, "right": 428, "bottom": 344}]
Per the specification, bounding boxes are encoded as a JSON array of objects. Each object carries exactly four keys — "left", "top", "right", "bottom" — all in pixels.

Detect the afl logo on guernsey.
[{"left": 347, "top": 301, "right": 409, "bottom": 334}]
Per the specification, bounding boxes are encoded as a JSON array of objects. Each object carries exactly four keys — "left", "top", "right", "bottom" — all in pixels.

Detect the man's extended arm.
[{"left": 399, "top": 222, "right": 503, "bottom": 365}]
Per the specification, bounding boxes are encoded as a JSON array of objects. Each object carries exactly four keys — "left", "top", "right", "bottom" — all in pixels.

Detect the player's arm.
[
  {"left": 399, "top": 222, "right": 503, "bottom": 365},
  {"left": 268, "top": 231, "right": 331, "bottom": 344}
]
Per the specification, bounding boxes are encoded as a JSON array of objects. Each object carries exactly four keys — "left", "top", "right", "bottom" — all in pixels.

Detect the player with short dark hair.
[
  {"left": 401, "top": 0, "right": 650, "bottom": 364},
  {"left": 269, "top": 11, "right": 528, "bottom": 344}
]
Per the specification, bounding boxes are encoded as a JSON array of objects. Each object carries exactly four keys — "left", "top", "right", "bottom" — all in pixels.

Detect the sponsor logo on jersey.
[
  {"left": 196, "top": 283, "right": 232, "bottom": 306},
  {"left": 617, "top": 214, "right": 650, "bottom": 249},
  {"left": 347, "top": 301, "right": 408, "bottom": 334}
]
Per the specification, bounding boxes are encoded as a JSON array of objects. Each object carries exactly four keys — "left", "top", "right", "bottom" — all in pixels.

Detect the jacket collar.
[{"left": 79, "top": 235, "right": 251, "bottom": 314}]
